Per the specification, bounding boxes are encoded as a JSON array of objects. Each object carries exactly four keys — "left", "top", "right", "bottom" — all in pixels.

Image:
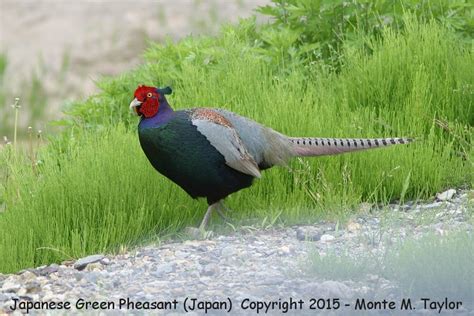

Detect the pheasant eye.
[{"left": 147, "top": 92, "right": 153, "bottom": 98}]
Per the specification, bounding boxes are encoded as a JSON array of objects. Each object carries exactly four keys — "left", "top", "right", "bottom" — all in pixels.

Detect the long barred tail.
[{"left": 289, "top": 137, "right": 414, "bottom": 157}]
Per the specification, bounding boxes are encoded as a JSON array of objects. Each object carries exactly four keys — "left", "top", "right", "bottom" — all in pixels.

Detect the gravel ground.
[{"left": 0, "top": 189, "right": 472, "bottom": 315}]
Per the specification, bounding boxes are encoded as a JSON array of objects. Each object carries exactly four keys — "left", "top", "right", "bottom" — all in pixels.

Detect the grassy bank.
[{"left": 0, "top": 15, "right": 472, "bottom": 273}]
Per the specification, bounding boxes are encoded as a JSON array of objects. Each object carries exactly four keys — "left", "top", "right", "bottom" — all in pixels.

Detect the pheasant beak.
[{"left": 129, "top": 98, "right": 142, "bottom": 115}]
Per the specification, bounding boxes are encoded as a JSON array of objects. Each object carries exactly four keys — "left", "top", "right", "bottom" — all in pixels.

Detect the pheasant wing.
[{"left": 190, "top": 109, "right": 261, "bottom": 178}]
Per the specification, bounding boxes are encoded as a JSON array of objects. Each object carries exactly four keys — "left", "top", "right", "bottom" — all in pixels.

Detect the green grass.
[
  {"left": 306, "top": 230, "right": 474, "bottom": 307},
  {"left": 0, "top": 16, "right": 472, "bottom": 273},
  {"left": 0, "top": 126, "right": 200, "bottom": 271}
]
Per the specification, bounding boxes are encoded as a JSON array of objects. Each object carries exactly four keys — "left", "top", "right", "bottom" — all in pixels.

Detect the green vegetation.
[
  {"left": 0, "top": 53, "right": 8, "bottom": 136},
  {"left": 0, "top": 0, "right": 472, "bottom": 273},
  {"left": 0, "top": 126, "right": 196, "bottom": 270},
  {"left": 257, "top": 0, "right": 473, "bottom": 68},
  {"left": 306, "top": 230, "right": 474, "bottom": 307}
]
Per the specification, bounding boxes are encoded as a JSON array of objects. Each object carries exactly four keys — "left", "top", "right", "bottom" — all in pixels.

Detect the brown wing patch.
[{"left": 191, "top": 108, "right": 233, "bottom": 128}]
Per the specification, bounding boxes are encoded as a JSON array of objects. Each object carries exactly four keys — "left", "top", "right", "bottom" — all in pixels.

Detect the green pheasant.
[{"left": 130, "top": 85, "right": 413, "bottom": 229}]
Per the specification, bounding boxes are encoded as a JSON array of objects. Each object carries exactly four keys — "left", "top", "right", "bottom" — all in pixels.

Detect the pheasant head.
[{"left": 130, "top": 85, "right": 172, "bottom": 118}]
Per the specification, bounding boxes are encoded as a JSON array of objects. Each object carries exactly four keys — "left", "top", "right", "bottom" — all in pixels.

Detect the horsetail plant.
[
  {"left": 11, "top": 97, "right": 20, "bottom": 149},
  {"left": 27, "top": 126, "right": 36, "bottom": 173}
]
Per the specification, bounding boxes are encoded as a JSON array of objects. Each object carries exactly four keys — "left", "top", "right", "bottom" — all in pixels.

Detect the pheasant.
[{"left": 130, "top": 85, "right": 413, "bottom": 229}]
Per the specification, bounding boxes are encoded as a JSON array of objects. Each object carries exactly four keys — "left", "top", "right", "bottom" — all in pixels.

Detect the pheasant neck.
[{"left": 139, "top": 100, "right": 174, "bottom": 128}]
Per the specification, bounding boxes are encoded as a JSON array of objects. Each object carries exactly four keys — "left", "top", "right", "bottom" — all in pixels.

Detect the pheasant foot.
[
  {"left": 217, "top": 200, "right": 233, "bottom": 213},
  {"left": 199, "top": 200, "right": 232, "bottom": 230}
]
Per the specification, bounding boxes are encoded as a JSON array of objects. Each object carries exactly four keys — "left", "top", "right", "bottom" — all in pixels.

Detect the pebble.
[
  {"left": 221, "top": 246, "right": 236, "bottom": 257},
  {"left": 321, "top": 280, "right": 353, "bottom": 298},
  {"left": 84, "top": 262, "right": 103, "bottom": 272},
  {"left": 279, "top": 246, "right": 291, "bottom": 254},
  {"left": 152, "top": 263, "right": 175, "bottom": 277},
  {"left": 200, "top": 263, "right": 220, "bottom": 276},
  {"left": 320, "top": 234, "right": 335, "bottom": 242},
  {"left": 1, "top": 279, "right": 20, "bottom": 292},
  {"left": 19, "top": 271, "right": 37, "bottom": 281},
  {"left": 0, "top": 189, "right": 471, "bottom": 314},
  {"left": 296, "top": 227, "right": 321, "bottom": 241},
  {"left": 73, "top": 254, "right": 105, "bottom": 271},
  {"left": 36, "top": 264, "right": 59, "bottom": 276},
  {"left": 347, "top": 221, "right": 361, "bottom": 233},
  {"left": 101, "top": 258, "right": 111, "bottom": 265},
  {"left": 436, "top": 189, "right": 456, "bottom": 201}
]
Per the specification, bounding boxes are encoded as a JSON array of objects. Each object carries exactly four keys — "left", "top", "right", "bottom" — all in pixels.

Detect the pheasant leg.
[
  {"left": 199, "top": 203, "right": 216, "bottom": 231},
  {"left": 217, "top": 200, "right": 233, "bottom": 213},
  {"left": 199, "top": 200, "right": 233, "bottom": 230},
  {"left": 214, "top": 207, "right": 230, "bottom": 222}
]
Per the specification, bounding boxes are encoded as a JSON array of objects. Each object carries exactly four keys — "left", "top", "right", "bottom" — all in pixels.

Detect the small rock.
[
  {"left": 49, "top": 273, "right": 59, "bottom": 281},
  {"left": 20, "top": 271, "right": 37, "bottom": 281},
  {"left": 422, "top": 202, "right": 443, "bottom": 209},
  {"left": 100, "top": 258, "right": 111, "bottom": 265},
  {"left": 17, "top": 288, "right": 27, "bottom": 296},
  {"left": 320, "top": 234, "right": 335, "bottom": 242},
  {"left": 175, "top": 250, "right": 189, "bottom": 259},
  {"left": 74, "top": 272, "right": 84, "bottom": 282},
  {"left": 296, "top": 227, "right": 321, "bottom": 241},
  {"left": 435, "top": 212, "right": 445, "bottom": 219},
  {"left": 61, "top": 260, "right": 75, "bottom": 266},
  {"left": 37, "top": 264, "right": 59, "bottom": 276},
  {"left": 200, "top": 263, "right": 220, "bottom": 276},
  {"left": 367, "top": 274, "right": 379, "bottom": 282},
  {"left": 221, "top": 246, "right": 236, "bottom": 258},
  {"left": 322, "top": 223, "right": 336, "bottom": 232},
  {"left": 321, "top": 280, "right": 353, "bottom": 298},
  {"left": 85, "top": 262, "right": 103, "bottom": 271},
  {"left": 84, "top": 271, "right": 101, "bottom": 283},
  {"left": 152, "top": 263, "right": 175, "bottom": 277},
  {"left": 256, "top": 276, "right": 285, "bottom": 286},
  {"left": 278, "top": 246, "right": 291, "bottom": 255},
  {"left": 183, "top": 240, "right": 204, "bottom": 248},
  {"left": 195, "top": 245, "right": 209, "bottom": 252},
  {"left": 23, "top": 281, "right": 41, "bottom": 294},
  {"left": 74, "top": 254, "right": 104, "bottom": 270},
  {"left": 42, "top": 293, "right": 60, "bottom": 302},
  {"left": 0, "top": 293, "right": 11, "bottom": 301},
  {"left": 302, "top": 282, "right": 324, "bottom": 293},
  {"left": 347, "top": 221, "right": 361, "bottom": 233},
  {"left": 198, "top": 257, "right": 213, "bottom": 265},
  {"left": 436, "top": 189, "right": 456, "bottom": 201},
  {"left": 1, "top": 278, "right": 20, "bottom": 292},
  {"left": 28, "top": 294, "right": 40, "bottom": 301}
]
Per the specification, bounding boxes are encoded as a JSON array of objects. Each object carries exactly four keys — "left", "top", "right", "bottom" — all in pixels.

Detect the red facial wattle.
[
  {"left": 140, "top": 96, "right": 159, "bottom": 118},
  {"left": 131, "top": 85, "right": 160, "bottom": 118}
]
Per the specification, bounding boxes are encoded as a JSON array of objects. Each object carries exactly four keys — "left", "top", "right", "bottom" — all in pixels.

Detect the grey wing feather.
[
  {"left": 192, "top": 118, "right": 262, "bottom": 178},
  {"left": 216, "top": 109, "right": 294, "bottom": 168}
]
